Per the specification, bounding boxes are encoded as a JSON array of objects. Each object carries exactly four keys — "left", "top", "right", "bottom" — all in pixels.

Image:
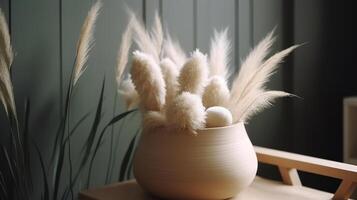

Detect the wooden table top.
[{"left": 79, "top": 176, "right": 334, "bottom": 200}]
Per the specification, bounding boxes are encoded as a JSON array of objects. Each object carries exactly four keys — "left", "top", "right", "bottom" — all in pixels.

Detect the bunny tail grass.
[
  {"left": 116, "top": 19, "right": 133, "bottom": 86},
  {"left": 209, "top": 28, "right": 231, "bottom": 81},
  {"left": 230, "top": 30, "right": 275, "bottom": 104},
  {"left": 143, "top": 111, "right": 166, "bottom": 131},
  {"left": 178, "top": 49, "right": 208, "bottom": 95},
  {"left": 130, "top": 51, "right": 166, "bottom": 111},
  {"left": 166, "top": 92, "right": 206, "bottom": 134},
  {"left": 236, "top": 91, "right": 292, "bottom": 122},
  {"left": 118, "top": 76, "right": 140, "bottom": 110},
  {"left": 202, "top": 76, "right": 230, "bottom": 108},
  {"left": 160, "top": 58, "right": 179, "bottom": 107},
  {"left": 0, "top": 9, "right": 13, "bottom": 69},
  {"left": 73, "top": 1, "right": 101, "bottom": 86}
]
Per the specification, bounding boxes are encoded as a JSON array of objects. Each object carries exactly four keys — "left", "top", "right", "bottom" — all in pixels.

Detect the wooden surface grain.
[{"left": 79, "top": 177, "right": 333, "bottom": 200}]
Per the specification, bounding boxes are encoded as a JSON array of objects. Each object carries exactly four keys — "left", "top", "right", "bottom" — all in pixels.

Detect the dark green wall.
[{"left": 2, "top": 0, "right": 353, "bottom": 197}]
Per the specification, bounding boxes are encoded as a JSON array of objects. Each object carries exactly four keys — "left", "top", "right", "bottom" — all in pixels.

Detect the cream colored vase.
[{"left": 133, "top": 122, "right": 257, "bottom": 200}]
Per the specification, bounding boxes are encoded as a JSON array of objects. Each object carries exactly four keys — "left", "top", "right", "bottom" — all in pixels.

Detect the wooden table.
[
  {"left": 79, "top": 177, "right": 334, "bottom": 200},
  {"left": 80, "top": 146, "right": 357, "bottom": 200}
]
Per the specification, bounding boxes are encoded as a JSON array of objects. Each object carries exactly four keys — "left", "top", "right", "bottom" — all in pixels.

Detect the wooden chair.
[{"left": 79, "top": 146, "right": 357, "bottom": 200}]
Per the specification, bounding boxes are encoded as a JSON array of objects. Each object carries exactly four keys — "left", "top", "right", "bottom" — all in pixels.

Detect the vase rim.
[{"left": 197, "top": 121, "right": 244, "bottom": 132}]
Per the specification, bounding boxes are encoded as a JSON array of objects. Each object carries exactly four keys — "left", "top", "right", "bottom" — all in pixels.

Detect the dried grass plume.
[
  {"left": 129, "top": 12, "right": 160, "bottom": 62},
  {"left": 130, "top": 51, "right": 166, "bottom": 111},
  {"left": 0, "top": 9, "right": 13, "bottom": 69},
  {"left": 234, "top": 91, "right": 292, "bottom": 122},
  {"left": 178, "top": 50, "right": 208, "bottom": 95},
  {"left": 143, "top": 111, "right": 166, "bottom": 131},
  {"left": 228, "top": 30, "right": 299, "bottom": 122},
  {"left": 202, "top": 76, "right": 230, "bottom": 108},
  {"left": 73, "top": 1, "right": 101, "bottom": 86},
  {"left": 230, "top": 30, "right": 275, "bottom": 104},
  {"left": 0, "top": 59, "right": 16, "bottom": 119},
  {"left": 166, "top": 92, "right": 206, "bottom": 134},
  {"left": 118, "top": 76, "right": 139, "bottom": 110},
  {"left": 160, "top": 58, "right": 179, "bottom": 107},
  {"left": 163, "top": 34, "right": 186, "bottom": 68},
  {"left": 209, "top": 28, "right": 231, "bottom": 80},
  {"left": 116, "top": 18, "right": 133, "bottom": 86}
]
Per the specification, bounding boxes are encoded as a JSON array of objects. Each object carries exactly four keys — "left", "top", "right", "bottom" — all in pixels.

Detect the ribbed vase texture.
[{"left": 133, "top": 122, "right": 258, "bottom": 200}]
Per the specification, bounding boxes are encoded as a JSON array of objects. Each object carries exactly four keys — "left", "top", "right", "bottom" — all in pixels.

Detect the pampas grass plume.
[
  {"left": 0, "top": 9, "right": 16, "bottom": 119},
  {"left": 163, "top": 34, "right": 186, "bottom": 68},
  {"left": 202, "top": 76, "right": 230, "bottom": 108},
  {"left": 130, "top": 12, "right": 159, "bottom": 62},
  {"left": 116, "top": 18, "right": 133, "bottom": 86},
  {"left": 0, "top": 9, "right": 13, "bottom": 68},
  {"left": 73, "top": 1, "right": 101, "bottom": 86},
  {"left": 160, "top": 58, "right": 179, "bottom": 106},
  {"left": 130, "top": 51, "right": 166, "bottom": 111},
  {"left": 230, "top": 30, "right": 275, "bottom": 103},
  {"left": 166, "top": 92, "right": 206, "bottom": 134},
  {"left": 237, "top": 91, "right": 292, "bottom": 122},
  {"left": 209, "top": 28, "right": 231, "bottom": 80},
  {"left": 150, "top": 12, "right": 163, "bottom": 56},
  {"left": 178, "top": 49, "right": 208, "bottom": 95},
  {"left": 0, "top": 59, "right": 16, "bottom": 119}
]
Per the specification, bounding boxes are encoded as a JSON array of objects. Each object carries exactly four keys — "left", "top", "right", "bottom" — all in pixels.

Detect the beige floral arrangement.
[
  {"left": 0, "top": 1, "right": 300, "bottom": 199},
  {"left": 117, "top": 12, "right": 299, "bottom": 134}
]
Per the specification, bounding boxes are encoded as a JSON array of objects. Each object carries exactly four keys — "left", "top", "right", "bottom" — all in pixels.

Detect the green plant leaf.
[
  {"left": 34, "top": 143, "right": 50, "bottom": 200},
  {"left": 86, "top": 109, "right": 135, "bottom": 187},
  {"left": 0, "top": 166, "right": 8, "bottom": 199},
  {"left": 107, "top": 109, "right": 137, "bottom": 126},
  {"left": 119, "top": 130, "right": 139, "bottom": 182},
  {"left": 22, "top": 98, "right": 33, "bottom": 192},
  {"left": 63, "top": 112, "right": 91, "bottom": 145}
]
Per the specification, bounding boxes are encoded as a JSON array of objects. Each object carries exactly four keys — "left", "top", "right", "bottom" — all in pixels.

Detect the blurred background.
[{"left": 0, "top": 0, "right": 355, "bottom": 198}]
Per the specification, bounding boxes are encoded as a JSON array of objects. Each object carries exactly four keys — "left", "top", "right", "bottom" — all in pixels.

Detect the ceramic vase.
[{"left": 133, "top": 122, "right": 257, "bottom": 200}]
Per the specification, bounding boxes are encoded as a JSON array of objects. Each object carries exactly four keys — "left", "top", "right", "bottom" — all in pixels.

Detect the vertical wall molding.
[
  {"left": 59, "top": 0, "right": 63, "bottom": 117},
  {"left": 281, "top": 0, "right": 295, "bottom": 151},
  {"left": 250, "top": 0, "right": 254, "bottom": 46},
  {"left": 237, "top": 0, "right": 253, "bottom": 71},
  {"left": 193, "top": 0, "right": 197, "bottom": 49}
]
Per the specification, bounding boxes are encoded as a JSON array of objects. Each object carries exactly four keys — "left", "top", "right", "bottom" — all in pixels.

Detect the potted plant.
[{"left": 116, "top": 13, "right": 299, "bottom": 199}]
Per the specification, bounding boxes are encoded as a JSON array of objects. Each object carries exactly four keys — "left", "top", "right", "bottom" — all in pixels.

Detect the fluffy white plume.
[
  {"left": 0, "top": 9, "right": 13, "bottom": 69},
  {"left": 143, "top": 111, "right": 166, "bottom": 131},
  {"left": 209, "top": 28, "right": 231, "bottom": 80},
  {"left": 129, "top": 12, "right": 159, "bottom": 62},
  {"left": 118, "top": 76, "right": 139, "bottom": 110},
  {"left": 178, "top": 50, "right": 208, "bottom": 95},
  {"left": 130, "top": 51, "right": 166, "bottom": 111},
  {"left": 160, "top": 58, "right": 179, "bottom": 106},
  {"left": 202, "top": 76, "right": 230, "bottom": 108},
  {"left": 163, "top": 33, "right": 186, "bottom": 68},
  {"left": 240, "top": 45, "right": 300, "bottom": 97},
  {"left": 0, "top": 59, "right": 16, "bottom": 118},
  {"left": 73, "top": 1, "right": 101, "bottom": 86},
  {"left": 166, "top": 92, "right": 206, "bottom": 134},
  {"left": 230, "top": 30, "right": 275, "bottom": 103},
  {"left": 0, "top": 9, "right": 16, "bottom": 119},
  {"left": 150, "top": 12, "right": 163, "bottom": 56},
  {"left": 116, "top": 18, "right": 133, "bottom": 86},
  {"left": 236, "top": 91, "right": 292, "bottom": 122},
  {"left": 229, "top": 45, "right": 299, "bottom": 118}
]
